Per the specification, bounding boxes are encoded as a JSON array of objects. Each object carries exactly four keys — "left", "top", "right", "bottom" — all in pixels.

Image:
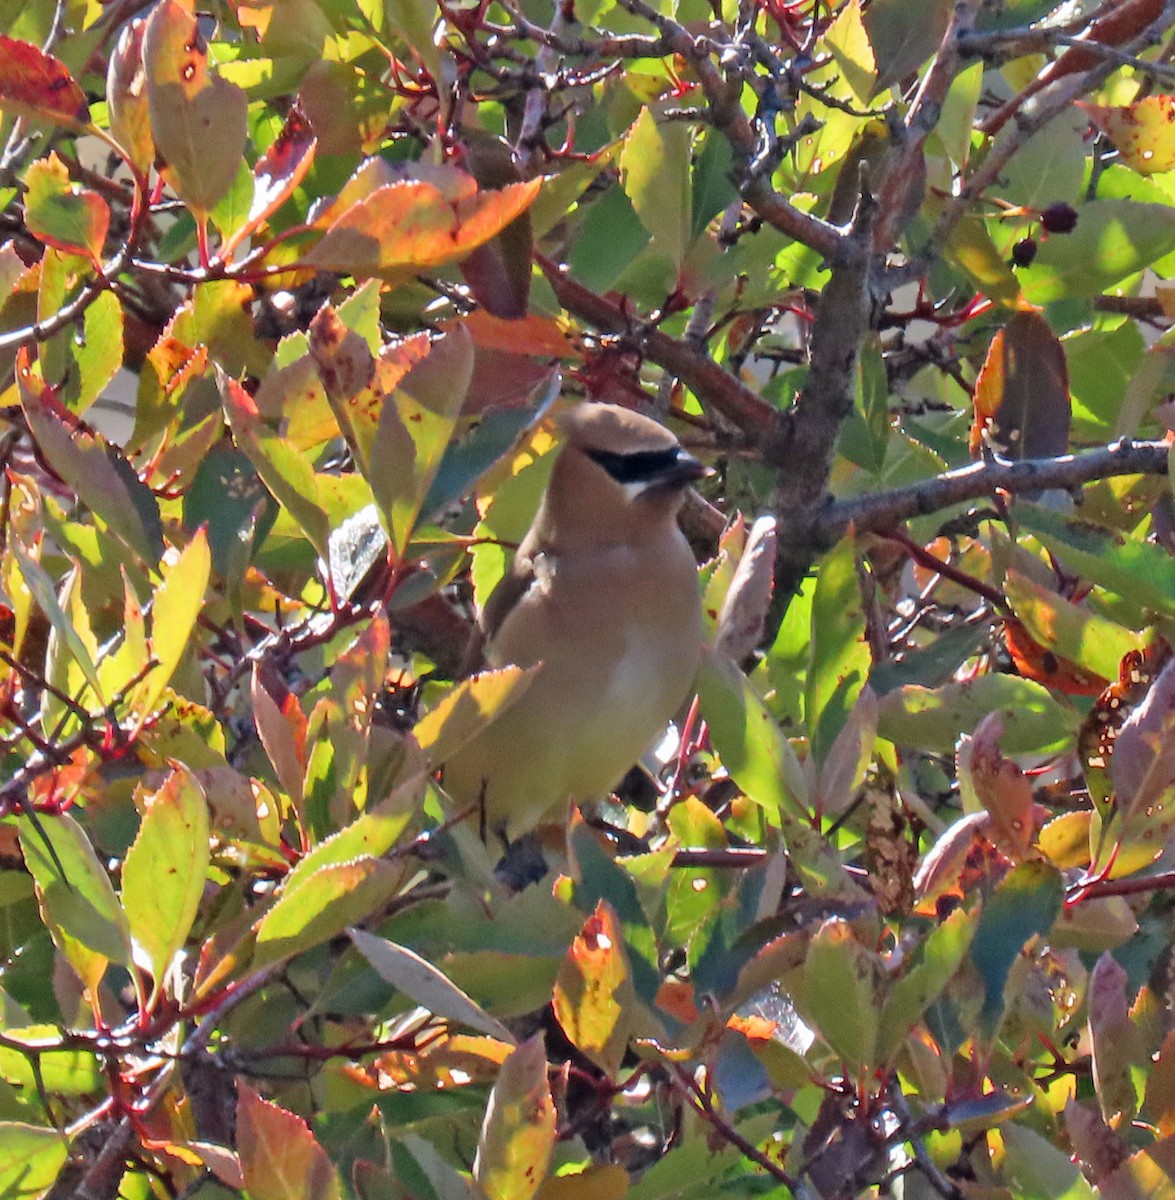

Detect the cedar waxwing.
[{"left": 441, "top": 402, "right": 709, "bottom": 841}]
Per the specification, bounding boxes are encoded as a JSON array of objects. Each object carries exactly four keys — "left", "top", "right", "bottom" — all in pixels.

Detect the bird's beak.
[{"left": 654, "top": 452, "right": 713, "bottom": 489}]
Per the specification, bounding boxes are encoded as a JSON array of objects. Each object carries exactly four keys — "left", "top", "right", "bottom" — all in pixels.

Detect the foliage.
[{"left": 3, "top": 0, "right": 1175, "bottom": 1197}]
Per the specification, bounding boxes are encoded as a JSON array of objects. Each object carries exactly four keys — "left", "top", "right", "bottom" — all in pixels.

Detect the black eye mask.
[{"left": 585, "top": 446, "right": 699, "bottom": 486}]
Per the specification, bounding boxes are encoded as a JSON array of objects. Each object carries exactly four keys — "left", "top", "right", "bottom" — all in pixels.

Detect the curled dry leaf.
[
  {"left": 1111, "top": 653, "right": 1175, "bottom": 825},
  {"left": 714, "top": 514, "right": 777, "bottom": 663},
  {"left": 959, "top": 712, "right": 1037, "bottom": 861}
]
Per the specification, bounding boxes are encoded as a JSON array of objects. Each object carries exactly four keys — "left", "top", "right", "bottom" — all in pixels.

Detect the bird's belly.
[{"left": 443, "top": 616, "right": 698, "bottom": 838}]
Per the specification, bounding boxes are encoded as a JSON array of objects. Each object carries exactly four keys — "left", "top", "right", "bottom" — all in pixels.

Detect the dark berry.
[
  {"left": 1040, "top": 202, "right": 1079, "bottom": 234},
  {"left": 1011, "top": 237, "right": 1037, "bottom": 267}
]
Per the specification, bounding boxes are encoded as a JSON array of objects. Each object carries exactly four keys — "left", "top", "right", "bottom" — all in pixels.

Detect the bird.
[{"left": 439, "top": 402, "right": 710, "bottom": 843}]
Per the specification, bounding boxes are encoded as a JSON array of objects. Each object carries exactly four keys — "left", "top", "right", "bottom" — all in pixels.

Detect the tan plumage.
[{"left": 441, "top": 403, "right": 708, "bottom": 840}]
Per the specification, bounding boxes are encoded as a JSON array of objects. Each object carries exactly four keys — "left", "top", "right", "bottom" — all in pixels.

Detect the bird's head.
[{"left": 541, "top": 404, "right": 710, "bottom": 538}]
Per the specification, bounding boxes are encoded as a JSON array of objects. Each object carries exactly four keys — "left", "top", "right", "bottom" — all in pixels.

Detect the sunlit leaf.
[
  {"left": 0, "top": 1123, "right": 69, "bottom": 1200},
  {"left": 23, "top": 153, "right": 109, "bottom": 266},
  {"left": 106, "top": 19, "right": 154, "bottom": 173},
  {"left": 237, "top": 1081, "right": 341, "bottom": 1200},
  {"left": 0, "top": 37, "right": 89, "bottom": 127},
  {"left": 305, "top": 165, "right": 541, "bottom": 278},
  {"left": 121, "top": 766, "right": 211, "bottom": 997},
  {"left": 620, "top": 108, "right": 690, "bottom": 272},
  {"left": 474, "top": 1034, "right": 556, "bottom": 1200},
  {"left": 553, "top": 901, "right": 635, "bottom": 1081},
  {"left": 1081, "top": 95, "right": 1175, "bottom": 176},
  {"left": 251, "top": 857, "right": 402, "bottom": 969},
  {"left": 19, "top": 811, "right": 134, "bottom": 977},
  {"left": 807, "top": 532, "right": 871, "bottom": 763},
  {"left": 144, "top": 0, "right": 249, "bottom": 217}
]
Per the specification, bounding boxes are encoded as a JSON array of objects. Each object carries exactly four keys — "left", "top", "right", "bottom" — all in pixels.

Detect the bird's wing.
[{"left": 478, "top": 548, "right": 541, "bottom": 652}]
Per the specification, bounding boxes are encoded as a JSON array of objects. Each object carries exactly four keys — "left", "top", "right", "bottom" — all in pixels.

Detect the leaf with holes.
[
  {"left": 553, "top": 901, "right": 636, "bottom": 1081},
  {"left": 144, "top": 0, "right": 248, "bottom": 217}
]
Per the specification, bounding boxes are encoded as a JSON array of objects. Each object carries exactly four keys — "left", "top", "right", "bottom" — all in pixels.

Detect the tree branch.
[
  {"left": 537, "top": 255, "right": 787, "bottom": 451},
  {"left": 610, "top": 0, "right": 845, "bottom": 259},
  {"left": 814, "top": 439, "right": 1171, "bottom": 543}
]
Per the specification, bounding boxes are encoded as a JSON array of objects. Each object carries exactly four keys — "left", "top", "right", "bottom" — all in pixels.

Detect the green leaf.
[
  {"left": 877, "top": 907, "right": 976, "bottom": 1063},
  {"left": 143, "top": 0, "right": 248, "bottom": 217},
  {"left": 1017, "top": 502, "right": 1175, "bottom": 618},
  {"left": 796, "top": 918, "right": 879, "bottom": 1071},
  {"left": 1004, "top": 570, "right": 1145, "bottom": 684},
  {"left": 0, "top": 1027, "right": 101, "bottom": 1098},
  {"left": 697, "top": 653, "right": 864, "bottom": 900},
  {"left": 18, "top": 812, "right": 134, "bottom": 975},
  {"left": 418, "top": 666, "right": 540, "bottom": 769},
  {"left": 12, "top": 549, "right": 104, "bottom": 711},
  {"left": 620, "top": 108, "right": 691, "bottom": 271},
  {"left": 1000, "top": 1123, "right": 1096, "bottom": 1200},
  {"left": 1021, "top": 200, "right": 1175, "bottom": 303},
  {"left": 877, "top": 674, "right": 1080, "bottom": 755},
  {"left": 384, "top": 0, "right": 441, "bottom": 81},
  {"left": 696, "top": 651, "right": 809, "bottom": 824},
  {"left": 251, "top": 857, "right": 402, "bottom": 969},
  {"left": 0, "top": 1122, "right": 69, "bottom": 1200},
  {"left": 384, "top": 324, "right": 473, "bottom": 554},
  {"left": 474, "top": 1034, "right": 556, "bottom": 1200},
  {"left": 823, "top": 0, "right": 876, "bottom": 107},
  {"left": 18, "top": 363, "right": 163, "bottom": 565},
  {"left": 23, "top": 152, "right": 108, "bottom": 265},
  {"left": 130, "top": 529, "right": 211, "bottom": 719},
  {"left": 217, "top": 368, "right": 334, "bottom": 559},
  {"left": 863, "top": 0, "right": 950, "bottom": 94},
  {"left": 183, "top": 443, "right": 275, "bottom": 575},
  {"left": 807, "top": 533, "right": 871, "bottom": 764},
  {"left": 65, "top": 290, "right": 124, "bottom": 417},
  {"left": 350, "top": 928, "right": 516, "bottom": 1042},
  {"left": 944, "top": 211, "right": 1023, "bottom": 308},
  {"left": 970, "top": 861, "right": 1062, "bottom": 1041},
  {"left": 121, "top": 766, "right": 211, "bottom": 997}
]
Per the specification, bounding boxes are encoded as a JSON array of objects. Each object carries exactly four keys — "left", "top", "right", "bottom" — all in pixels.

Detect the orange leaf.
[
  {"left": 305, "top": 166, "right": 542, "bottom": 279},
  {"left": 0, "top": 36, "right": 89, "bottom": 127},
  {"left": 236, "top": 1082, "right": 341, "bottom": 1200}
]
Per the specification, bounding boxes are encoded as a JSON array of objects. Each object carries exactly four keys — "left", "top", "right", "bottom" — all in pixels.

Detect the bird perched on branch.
[{"left": 440, "top": 402, "right": 710, "bottom": 842}]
